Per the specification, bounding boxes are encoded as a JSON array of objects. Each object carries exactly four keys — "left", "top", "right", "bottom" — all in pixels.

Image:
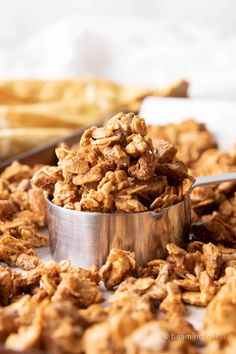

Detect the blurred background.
[
  {"left": 0, "top": 0, "right": 236, "bottom": 162},
  {"left": 1, "top": 0, "right": 236, "bottom": 97}
]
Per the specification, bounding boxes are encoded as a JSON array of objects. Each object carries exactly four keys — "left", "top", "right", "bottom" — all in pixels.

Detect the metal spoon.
[{"left": 47, "top": 172, "right": 236, "bottom": 268}]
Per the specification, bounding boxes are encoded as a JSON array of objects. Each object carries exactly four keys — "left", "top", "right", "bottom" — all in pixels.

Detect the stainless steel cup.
[{"left": 47, "top": 172, "right": 236, "bottom": 268}]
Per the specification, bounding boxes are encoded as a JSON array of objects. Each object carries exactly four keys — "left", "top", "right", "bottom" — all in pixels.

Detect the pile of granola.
[
  {"left": 0, "top": 115, "right": 235, "bottom": 353},
  {"left": 148, "top": 119, "right": 218, "bottom": 167},
  {"left": 190, "top": 148, "right": 236, "bottom": 247},
  {"left": 32, "top": 113, "right": 194, "bottom": 213},
  {"left": 0, "top": 161, "right": 48, "bottom": 270},
  {"left": 0, "top": 243, "right": 236, "bottom": 353},
  {"left": 149, "top": 119, "right": 236, "bottom": 247}
]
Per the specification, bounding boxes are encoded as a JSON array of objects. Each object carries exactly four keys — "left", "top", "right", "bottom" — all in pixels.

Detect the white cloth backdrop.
[{"left": 0, "top": 0, "right": 236, "bottom": 99}]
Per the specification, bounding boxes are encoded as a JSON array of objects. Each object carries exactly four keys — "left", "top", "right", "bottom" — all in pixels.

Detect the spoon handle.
[{"left": 193, "top": 172, "right": 236, "bottom": 189}]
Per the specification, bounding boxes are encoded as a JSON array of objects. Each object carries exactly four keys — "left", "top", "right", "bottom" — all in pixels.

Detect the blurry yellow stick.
[{"left": 0, "top": 128, "right": 72, "bottom": 160}]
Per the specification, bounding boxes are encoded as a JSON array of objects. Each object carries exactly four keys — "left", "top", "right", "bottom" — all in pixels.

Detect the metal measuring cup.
[{"left": 47, "top": 172, "right": 236, "bottom": 268}]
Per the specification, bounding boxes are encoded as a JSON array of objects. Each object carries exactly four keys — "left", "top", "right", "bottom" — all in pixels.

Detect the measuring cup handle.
[{"left": 192, "top": 172, "right": 236, "bottom": 189}]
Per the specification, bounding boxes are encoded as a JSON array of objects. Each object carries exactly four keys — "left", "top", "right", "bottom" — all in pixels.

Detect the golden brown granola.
[
  {"left": 159, "top": 282, "right": 186, "bottom": 316},
  {"left": 190, "top": 148, "right": 236, "bottom": 246},
  {"left": 148, "top": 119, "right": 217, "bottom": 167},
  {"left": 0, "top": 259, "right": 106, "bottom": 352},
  {"left": 99, "top": 248, "right": 136, "bottom": 289},
  {"left": 0, "top": 241, "right": 234, "bottom": 353},
  {"left": 82, "top": 301, "right": 154, "bottom": 354},
  {"left": 0, "top": 161, "right": 48, "bottom": 269},
  {"left": 32, "top": 113, "right": 194, "bottom": 213},
  {"left": 202, "top": 271, "right": 236, "bottom": 354},
  {"left": 5, "top": 299, "right": 88, "bottom": 353},
  {"left": 149, "top": 118, "right": 236, "bottom": 246},
  {"left": 1, "top": 116, "right": 236, "bottom": 353},
  {"left": 124, "top": 318, "right": 199, "bottom": 354}
]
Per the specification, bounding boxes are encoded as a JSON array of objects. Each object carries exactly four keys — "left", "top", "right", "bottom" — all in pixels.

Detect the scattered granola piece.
[
  {"left": 125, "top": 319, "right": 199, "bottom": 354},
  {"left": 31, "top": 166, "right": 61, "bottom": 193},
  {"left": 202, "top": 274, "right": 236, "bottom": 353},
  {"left": 182, "top": 292, "right": 207, "bottom": 307},
  {"left": 52, "top": 273, "right": 103, "bottom": 308},
  {"left": 1, "top": 161, "right": 32, "bottom": 183},
  {"left": 0, "top": 235, "right": 40, "bottom": 270},
  {"left": 40, "top": 301, "right": 86, "bottom": 353},
  {"left": 202, "top": 243, "right": 223, "bottom": 279},
  {"left": 82, "top": 302, "right": 153, "bottom": 354},
  {"left": 160, "top": 282, "right": 186, "bottom": 316},
  {"left": 191, "top": 212, "right": 236, "bottom": 246},
  {"left": 0, "top": 267, "right": 14, "bottom": 305},
  {"left": 148, "top": 119, "right": 217, "bottom": 166},
  {"left": 100, "top": 248, "right": 136, "bottom": 289},
  {"left": 199, "top": 271, "right": 218, "bottom": 304},
  {"left": 79, "top": 304, "right": 109, "bottom": 326},
  {"left": 6, "top": 324, "right": 41, "bottom": 350},
  {"left": 0, "top": 200, "right": 17, "bottom": 220},
  {"left": 124, "top": 320, "right": 169, "bottom": 353},
  {"left": 0, "top": 295, "right": 35, "bottom": 341}
]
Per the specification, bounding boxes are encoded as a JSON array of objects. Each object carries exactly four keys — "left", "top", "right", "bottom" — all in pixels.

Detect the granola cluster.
[
  {"left": 0, "top": 260, "right": 102, "bottom": 352},
  {"left": 149, "top": 119, "right": 236, "bottom": 247},
  {"left": 1, "top": 244, "right": 236, "bottom": 353},
  {"left": 32, "top": 113, "right": 194, "bottom": 213},
  {"left": 202, "top": 267, "right": 236, "bottom": 353},
  {"left": 0, "top": 116, "right": 235, "bottom": 353},
  {"left": 0, "top": 161, "right": 48, "bottom": 269},
  {"left": 190, "top": 148, "right": 236, "bottom": 246},
  {"left": 85, "top": 244, "right": 236, "bottom": 354}
]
